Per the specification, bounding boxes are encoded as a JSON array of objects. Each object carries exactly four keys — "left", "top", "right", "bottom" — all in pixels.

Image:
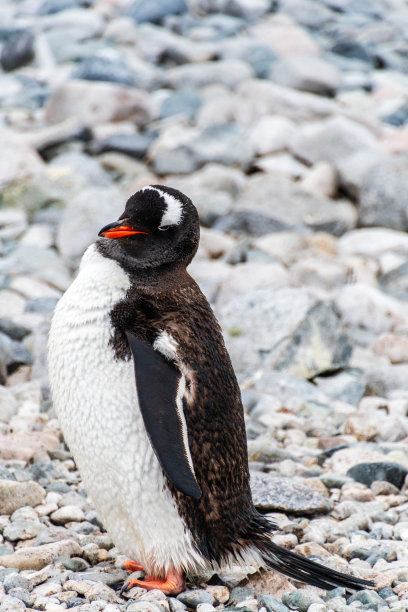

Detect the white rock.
[
  {"left": 249, "top": 115, "right": 296, "bottom": 155},
  {"left": 20, "top": 224, "right": 54, "bottom": 249},
  {"left": 339, "top": 228, "right": 408, "bottom": 257},
  {"left": 0, "top": 128, "right": 44, "bottom": 187},
  {"left": 50, "top": 505, "right": 85, "bottom": 525},
  {"left": 46, "top": 80, "right": 153, "bottom": 126},
  {"left": 250, "top": 14, "right": 320, "bottom": 56},
  {"left": 271, "top": 54, "right": 341, "bottom": 95},
  {"left": 216, "top": 262, "right": 290, "bottom": 307},
  {"left": 9, "top": 276, "right": 61, "bottom": 300},
  {"left": 164, "top": 59, "right": 252, "bottom": 89},
  {"left": 300, "top": 161, "right": 338, "bottom": 198},
  {"left": 372, "top": 334, "right": 408, "bottom": 364},
  {"left": 56, "top": 186, "right": 124, "bottom": 261},
  {"left": 0, "top": 387, "right": 18, "bottom": 424},
  {"left": 290, "top": 116, "right": 381, "bottom": 167},
  {"left": 335, "top": 283, "right": 408, "bottom": 334},
  {"left": 253, "top": 232, "right": 308, "bottom": 265}
]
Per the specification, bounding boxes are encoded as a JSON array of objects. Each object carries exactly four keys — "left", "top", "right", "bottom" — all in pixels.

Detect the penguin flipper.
[{"left": 125, "top": 331, "right": 201, "bottom": 500}]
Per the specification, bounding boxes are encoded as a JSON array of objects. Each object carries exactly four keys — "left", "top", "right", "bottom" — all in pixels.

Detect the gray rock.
[
  {"left": 46, "top": 80, "right": 153, "bottom": 126},
  {"left": 290, "top": 116, "right": 381, "bottom": 168},
  {"left": 56, "top": 186, "right": 123, "bottom": 261},
  {"left": 192, "top": 123, "right": 254, "bottom": 170},
  {"left": 169, "top": 597, "right": 188, "bottom": 611},
  {"left": 271, "top": 54, "right": 341, "bottom": 96},
  {"left": 347, "top": 462, "right": 408, "bottom": 489},
  {"left": 126, "top": 0, "right": 187, "bottom": 24},
  {"left": 3, "top": 520, "right": 42, "bottom": 542},
  {"left": 282, "top": 589, "right": 325, "bottom": 612},
  {"left": 3, "top": 573, "right": 29, "bottom": 593},
  {"left": 220, "top": 37, "right": 276, "bottom": 78},
  {"left": 219, "top": 287, "right": 351, "bottom": 379},
  {"left": 250, "top": 473, "right": 332, "bottom": 515},
  {"left": 0, "top": 319, "right": 31, "bottom": 342},
  {"left": 314, "top": 371, "right": 365, "bottom": 405},
  {"left": 0, "top": 595, "right": 27, "bottom": 611},
  {"left": 164, "top": 60, "right": 252, "bottom": 89},
  {"left": 73, "top": 53, "right": 136, "bottom": 86},
  {"left": 177, "top": 590, "right": 215, "bottom": 608},
  {"left": 0, "top": 480, "right": 45, "bottom": 514},
  {"left": 89, "top": 133, "right": 154, "bottom": 159},
  {"left": 0, "top": 333, "right": 32, "bottom": 373},
  {"left": 258, "top": 594, "right": 289, "bottom": 612},
  {"left": 357, "top": 156, "right": 408, "bottom": 230},
  {"left": 222, "top": 173, "right": 357, "bottom": 236},
  {"left": 0, "top": 245, "right": 71, "bottom": 291},
  {"left": 160, "top": 90, "right": 202, "bottom": 120},
  {"left": 127, "top": 603, "right": 166, "bottom": 612},
  {"left": 1, "top": 30, "right": 35, "bottom": 72},
  {"left": 229, "top": 587, "right": 254, "bottom": 604},
  {"left": 347, "top": 589, "right": 385, "bottom": 609}
]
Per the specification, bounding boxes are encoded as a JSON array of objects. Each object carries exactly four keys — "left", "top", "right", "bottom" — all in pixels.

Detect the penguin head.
[{"left": 98, "top": 185, "right": 199, "bottom": 270}]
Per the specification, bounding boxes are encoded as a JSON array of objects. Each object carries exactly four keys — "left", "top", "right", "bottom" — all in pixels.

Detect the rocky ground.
[{"left": 1, "top": 0, "right": 408, "bottom": 610}]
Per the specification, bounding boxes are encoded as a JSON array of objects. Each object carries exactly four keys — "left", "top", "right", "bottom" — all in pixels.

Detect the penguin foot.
[
  {"left": 120, "top": 568, "right": 185, "bottom": 596},
  {"left": 123, "top": 560, "right": 145, "bottom": 572}
]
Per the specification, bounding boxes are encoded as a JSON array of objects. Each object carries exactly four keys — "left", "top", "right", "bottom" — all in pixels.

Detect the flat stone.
[
  {"left": 0, "top": 480, "right": 45, "bottom": 514},
  {"left": 347, "top": 462, "right": 408, "bottom": 489},
  {"left": 126, "top": 0, "right": 187, "bottom": 24},
  {"left": 0, "top": 431, "right": 59, "bottom": 462},
  {"left": 56, "top": 186, "right": 124, "bottom": 261},
  {"left": 177, "top": 589, "right": 215, "bottom": 608},
  {"left": 0, "top": 539, "right": 81, "bottom": 570},
  {"left": 271, "top": 54, "right": 341, "bottom": 96},
  {"left": 1, "top": 30, "right": 35, "bottom": 72},
  {"left": 282, "top": 588, "right": 325, "bottom": 612},
  {"left": 164, "top": 59, "right": 252, "bottom": 90},
  {"left": 45, "top": 80, "right": 153, "bottom": 126},
  {"left": 250, "top": 473, "right": 332, "bottom": 515},
  {"left": 219, "top": 287, "right": 351, "bottom": 379},
  {"left": 51, "top": 505, "right": 85, "bottom": 525}
]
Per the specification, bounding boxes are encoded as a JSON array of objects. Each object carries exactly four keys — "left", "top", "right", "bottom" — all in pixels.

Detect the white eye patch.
[{"left": 141, "top": 186, "right": 183, "bottom": 227}]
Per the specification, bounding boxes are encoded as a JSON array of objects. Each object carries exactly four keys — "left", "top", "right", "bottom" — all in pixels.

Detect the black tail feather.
[{"left": 260, "top": 541, "right": 374, "bottom": 592}]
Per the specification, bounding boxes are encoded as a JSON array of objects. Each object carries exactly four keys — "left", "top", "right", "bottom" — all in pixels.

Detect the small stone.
[
  {"left": 205, "top": 586, "right": 229, "bottom": 604},
  {"left": 0, "top": 595, "right": 27, "bottom": 611},
  {"left": 229, "top": 587, "right": 255, "bottom": 604},
  {"left": 0, "top": 480, "right": 45, "bottom": 514},
  {"left": 126, "top": 0, "right": 187, "bottom": 24},
  {"left": 127, "top": 603, "right": 165, "bottom": 612},
  {"left": 257, "top": 594, "right": 289, "bottom": 612},
  {"left": 196, "top": 605, "right": 215, "bottom": 612},
  {"left": 1, "top": 30, "right": 35, "bottom": 72},
  {"left": 282, "top": 588, "right": 325, "bottom": 612},
  {"left": 3, "top": 573, "right": 29, "bottom": 593},
  {"left": 0, "top": 539, "right": 81, "bottom": 570},
  {"left": 177, "top": 589, "right": 215, "bottom": 608},
  {"left": 51, "top": 505, "right": 85, "bottom": 525},
  {"left": 347, "top": 463, "right": 408, "bottom": 489},
  {"left": 46, "top": 81, "right": 152, "bottom": 127},
  {"left": 3, "top": 519, "right": 42, "bottom": 541},
  {"left": 251, "top": 473, "right": 332, "bottom": 515},
  {"left": 169, "top": 598, "right": 187, "bottom": 612},
  {"left": 347, "top": 589, "right": 385, "bottom": 608}
]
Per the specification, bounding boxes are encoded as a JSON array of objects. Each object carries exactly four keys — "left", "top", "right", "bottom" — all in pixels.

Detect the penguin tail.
[{"left": 257, "top": 539, "right": 374, "bottom": 591}]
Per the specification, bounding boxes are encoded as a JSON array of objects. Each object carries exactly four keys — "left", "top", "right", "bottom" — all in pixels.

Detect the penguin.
[{"left": 48, "top": 185, "right": 373, "bottom": 596}]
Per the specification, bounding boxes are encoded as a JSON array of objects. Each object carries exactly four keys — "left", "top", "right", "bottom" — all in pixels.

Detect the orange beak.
[{"left": 98, "top": 222, "right": 148, "bottom": 239}]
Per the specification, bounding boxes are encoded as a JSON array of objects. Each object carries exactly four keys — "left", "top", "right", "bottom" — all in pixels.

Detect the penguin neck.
[{"left": 95, "top": 239, "right": 188, "bottom": 294}]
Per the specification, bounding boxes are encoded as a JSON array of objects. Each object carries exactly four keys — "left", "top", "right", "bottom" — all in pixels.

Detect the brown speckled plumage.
[{"left": 94, "top": 185, "right": 373, "bottom": 591}]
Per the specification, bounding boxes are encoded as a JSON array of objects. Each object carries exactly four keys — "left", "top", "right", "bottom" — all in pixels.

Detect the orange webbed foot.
[
  {"left": 123, "top": 560, "right": 145, "bottom": 573},
  {"left": 121, "top": 568, "right": 185, "bottom": 596}
]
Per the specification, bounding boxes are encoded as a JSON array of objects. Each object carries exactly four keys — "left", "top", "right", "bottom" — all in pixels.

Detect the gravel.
[{"left": 1, "top": 0, "right": 408, "bottom": 609}]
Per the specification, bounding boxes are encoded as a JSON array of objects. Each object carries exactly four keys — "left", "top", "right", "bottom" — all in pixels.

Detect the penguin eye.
[{"left": 159, "top": 225, "right": 171, "bottom": 232}]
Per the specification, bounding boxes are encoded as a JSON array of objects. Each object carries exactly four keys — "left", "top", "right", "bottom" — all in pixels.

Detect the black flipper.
[{"left": 126, "top": 331, "right": 201, "bottom": 500}]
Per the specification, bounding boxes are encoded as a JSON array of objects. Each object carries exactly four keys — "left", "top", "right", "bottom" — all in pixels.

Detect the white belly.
[{"left": 48, "top": 245, "right": 204, "bottom": 576}]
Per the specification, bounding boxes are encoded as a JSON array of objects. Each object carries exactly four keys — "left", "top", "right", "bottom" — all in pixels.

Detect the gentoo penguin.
[{"left": 48, "top": 185, "right": 373, "bottom": 595}]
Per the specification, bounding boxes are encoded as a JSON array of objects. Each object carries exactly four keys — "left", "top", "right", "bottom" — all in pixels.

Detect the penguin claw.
[{"left": 120, "top": 569, "right": 185, "bottom": 596}]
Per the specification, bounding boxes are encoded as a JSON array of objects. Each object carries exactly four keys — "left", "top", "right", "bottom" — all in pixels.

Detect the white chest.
[{"left": 48, "top": 245, "right": 204, "bottom": 575}]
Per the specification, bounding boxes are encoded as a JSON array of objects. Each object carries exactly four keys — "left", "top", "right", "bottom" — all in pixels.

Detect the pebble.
[{"left": 0, "top": 480, "right": 45, "bottom": 514}]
